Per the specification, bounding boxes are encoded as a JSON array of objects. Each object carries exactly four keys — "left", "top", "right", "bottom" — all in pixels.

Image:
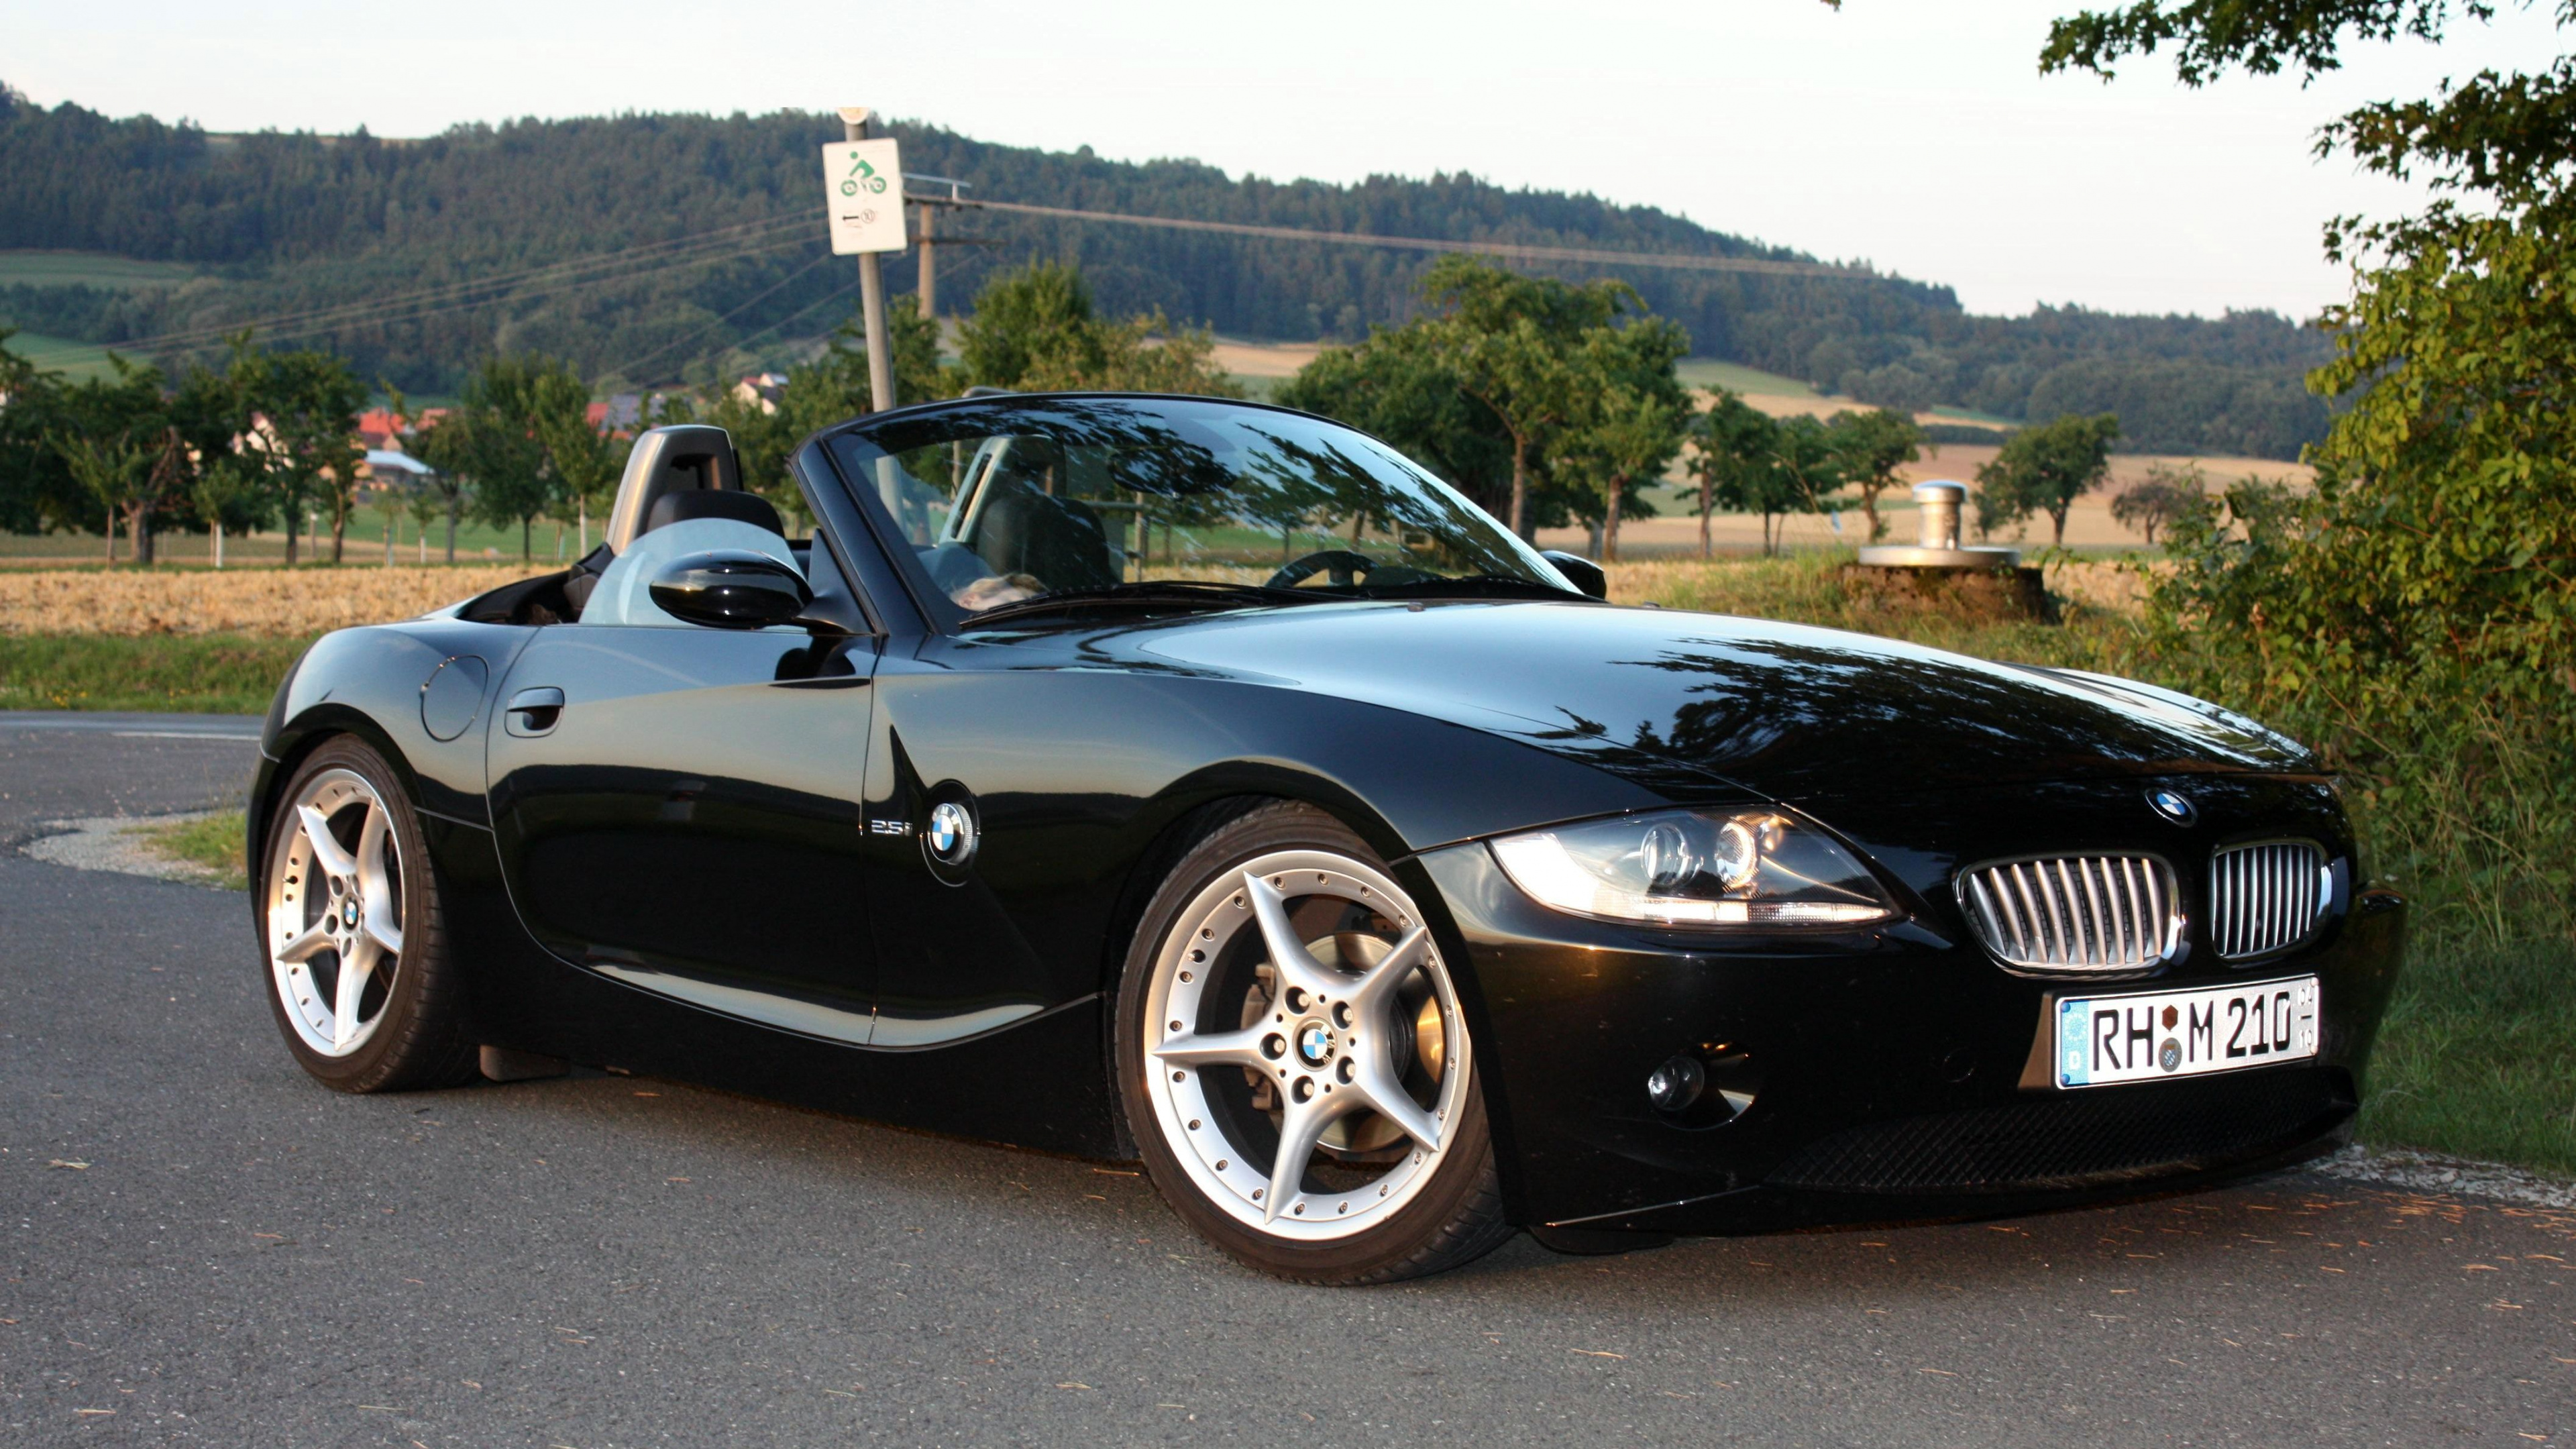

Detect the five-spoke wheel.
[
  {"left": 1119, "top": 803, "right": 1510, "bottom": 1283},
  {"left": 260, "top": 736, "right": 474, "bottom": 1091}
]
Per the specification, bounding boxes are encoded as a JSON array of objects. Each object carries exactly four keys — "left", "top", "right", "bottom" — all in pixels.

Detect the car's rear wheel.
[
  {"left": 1116, "top": 802, "right": 1512, "bottom": 1283},
  {"left": 259, "top": 736, "right": 475, "bottom": 1092}
]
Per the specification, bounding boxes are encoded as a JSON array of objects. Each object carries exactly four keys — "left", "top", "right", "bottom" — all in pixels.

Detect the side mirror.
[
  {"left": 648, "top": 549, "right": 814, "bottom": 630},
  {"left": 1540, "top": 550, "right": 1609, "bottom": 600}
]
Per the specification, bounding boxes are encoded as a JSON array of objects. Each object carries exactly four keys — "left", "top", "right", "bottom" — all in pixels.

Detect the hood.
[{"left": 1096, "top": 599, "right": 2309, "bottom": 800}]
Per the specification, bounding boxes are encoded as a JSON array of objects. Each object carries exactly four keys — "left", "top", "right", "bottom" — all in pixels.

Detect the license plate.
[{"left": 2055, "top": 977, "right": 2320, "bottom": 1088}]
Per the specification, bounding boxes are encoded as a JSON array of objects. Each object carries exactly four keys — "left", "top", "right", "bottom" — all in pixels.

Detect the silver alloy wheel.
[
  {"left": 264, "top": 767, "right": 406, "bottom": 1057},
  {"left": 1143, "top": 849, "right": 1470, "bottom": 1241}
]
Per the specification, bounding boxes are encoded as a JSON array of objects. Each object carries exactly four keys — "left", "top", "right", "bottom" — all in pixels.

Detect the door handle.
[{"left": 504, "top": 686, "right": 566, "bottom": 737}]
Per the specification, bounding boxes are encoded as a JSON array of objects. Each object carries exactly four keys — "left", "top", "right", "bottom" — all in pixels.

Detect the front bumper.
[{"left": 1412, "top": 783, "right": 2406, "bottom": 1234}]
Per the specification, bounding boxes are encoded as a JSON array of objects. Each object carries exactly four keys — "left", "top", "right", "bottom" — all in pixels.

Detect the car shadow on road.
[{"left": 403, "top": 1065, "right": 2539, "bottom": 1305}]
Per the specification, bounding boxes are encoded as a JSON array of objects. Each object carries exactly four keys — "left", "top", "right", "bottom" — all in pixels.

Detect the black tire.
[
  {"left": 257, "top": 735, "right": 477, "bottom": 1093},
  {"left": 1114, "top": 801, "right": 1514, "bottom": 1284}
]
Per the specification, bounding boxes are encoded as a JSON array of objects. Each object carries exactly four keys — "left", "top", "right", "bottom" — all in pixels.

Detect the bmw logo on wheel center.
[
  {"left": 1295, "top": 1020, "right": 1336, "bottom": 1067},
  {"left": 2147, "top": 788, "right": 2197, "bottom": 825}
]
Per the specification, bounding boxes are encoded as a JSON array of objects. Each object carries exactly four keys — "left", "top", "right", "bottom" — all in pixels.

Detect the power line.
[
  {"left": 112, "top": 215, "right": 820, "bottom": 354},
  {"left": 70, "top": 189, "right": 1877, "bottom": 377},
  {"left": 620, "top": 246, "right": 844, "bottom": 381},
  {"left": 963, "top": 199, "right": 1878, "bottom": 280}
]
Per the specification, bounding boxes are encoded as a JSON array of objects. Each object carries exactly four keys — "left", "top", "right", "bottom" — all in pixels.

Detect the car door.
[{"left": 485, "top": 611, "right": 881, "bottom": 1045}]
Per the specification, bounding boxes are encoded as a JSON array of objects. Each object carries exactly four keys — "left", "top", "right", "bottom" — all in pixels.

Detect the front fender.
[{"left": 252, "top": 619, "right": 541, "bottom": 861}]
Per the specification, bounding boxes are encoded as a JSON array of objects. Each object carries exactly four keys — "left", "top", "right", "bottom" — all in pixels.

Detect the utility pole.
[
  {"left": 905, "top": 176, "right": 970, "bottom": 327},
  {"left": 836, "top": 105, "right": 898, "bottom": 413},
  {"left": 916, "top": 203, "right": 936, "bottom": 321}
]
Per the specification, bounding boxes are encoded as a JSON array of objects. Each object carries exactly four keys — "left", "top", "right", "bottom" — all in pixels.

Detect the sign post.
[{"left": 828, "top": 107, "right": 904, "bottom": 413}]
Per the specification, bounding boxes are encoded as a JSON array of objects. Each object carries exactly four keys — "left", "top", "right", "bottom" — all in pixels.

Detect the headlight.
[{"left": 1491, "top": 808, "right": 1896, "bottom": 928}]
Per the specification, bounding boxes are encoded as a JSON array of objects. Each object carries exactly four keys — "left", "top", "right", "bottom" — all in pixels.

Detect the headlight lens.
[{"left": 1491, "top": 808, "right": 1896, "bottom": 928}]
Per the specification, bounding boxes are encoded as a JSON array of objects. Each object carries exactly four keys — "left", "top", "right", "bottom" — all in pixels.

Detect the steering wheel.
[{"left": 1267, "top": 549, "right": 1380, "bottom": 589}]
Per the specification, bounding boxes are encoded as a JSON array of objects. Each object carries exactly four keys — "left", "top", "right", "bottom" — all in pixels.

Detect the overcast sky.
[{"left": 5, "top": 0, "right": 2558, "bottom": 321}]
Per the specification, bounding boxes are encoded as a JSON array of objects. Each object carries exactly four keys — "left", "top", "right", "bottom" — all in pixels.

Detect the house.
[
  {"left": 731, "top": 373, "right": 788, "bottom": 415},
  {"left": 354, "top": 407, "right": 449, "bottom": 449}
]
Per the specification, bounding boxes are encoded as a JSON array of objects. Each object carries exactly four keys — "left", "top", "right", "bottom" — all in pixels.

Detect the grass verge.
[
  {"left": 2358, "top": 938, "right": 2576, "bottom": 1177},
  {"left": 0, "top": 633, "right": 310, "bottom": 712},
  {"left": 132, "top": 812, "right": 248, "bottom": 892}
]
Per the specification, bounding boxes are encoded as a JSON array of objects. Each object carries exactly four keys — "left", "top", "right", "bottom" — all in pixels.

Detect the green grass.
[
  {"left": 133, "top": 812, "right": 248, "bottom": 892},
  {"left": 0, "top": 250, "right": 199, "bottom": 288},
  {"left": 1676, "top": 359, "right": 1817, "bottom": 398},
  {"left": 0, "top": 633, "right": 309, "bottom": 712},
  {"left": 0, "top": 519, "right": 596, "bottom": 564},
  {"left": 0, "top": 330, "right": 124, "bottom": 382},
  {"left": 2360, "top": 938, "right": 2576, "bottom": 1175}
]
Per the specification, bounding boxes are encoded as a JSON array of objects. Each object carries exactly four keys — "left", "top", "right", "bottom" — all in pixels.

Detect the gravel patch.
[
  {"left": 2313, "top": 1142, "right": 2576, "bottom": 1209},
  {"left": 20, "top": 811, "right": 230, "bottom": 886}
]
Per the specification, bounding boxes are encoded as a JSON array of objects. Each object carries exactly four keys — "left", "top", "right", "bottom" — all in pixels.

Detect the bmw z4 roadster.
[{"left": 250, "top": 393, "right": 2404, "bottom": 1284}]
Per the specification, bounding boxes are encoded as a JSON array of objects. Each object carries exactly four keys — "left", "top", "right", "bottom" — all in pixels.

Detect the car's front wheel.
[
  {"left": 259, "top": 735, "right": 476, "bottom": 1092},
  {"left": 1116, "top": 802, "right": 1511, "bottom": 1283}
]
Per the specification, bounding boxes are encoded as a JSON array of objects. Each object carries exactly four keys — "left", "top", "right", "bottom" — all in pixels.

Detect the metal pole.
[
  {"left": 839, "top": 106, "right": 898, "bottom": 413},
  {"left": 917, "top": 203, "right": 937, "bottom": 321}
]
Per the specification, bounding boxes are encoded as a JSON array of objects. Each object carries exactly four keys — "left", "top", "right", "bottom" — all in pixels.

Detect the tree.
[
  {"left": 956, "top": 263, "right": 1238, "bottom": 397},
  {"left": 447, "top": 357, "right": 555, "bottom": 563},
  {"left": 2109, "top": 461, "right": 2206, "bottom": 546},
  {"left": 382, "top": 385, "right": 467, "bottom": 562},
  {"left": 2043, "top": 0, "right": 2576, "bottom": 691},
  {"left": 1566, "top": 315, "right": 1692, "bottom": 562},
  {"left": 47, "top": 358, "right": 168, "bottom": 563},
  {"left": 1689, "top": 392, "right": 1801, "bottom": 556},
  {"left": 1415, "top": 257, "right": 1629, "bottom": 538},
  {"left": 1689, "top": 392, "right": 1766, "bottom": 558},
  {"left": 1824, "top": 408, "right": 1923, "bottom": 542},
  {"left": 240, "top": 348, "right": 367, "bottom": 565},
  {"left": 1276, "top": 312, "right": 1514, "bottom": 520},
  {"left": 51, "top": 431, "right": 147, "bottom": 564},
  {"left": 786, "top": 295, "right": 947, "bottom": 429},
  {"left": 189, "top": 453, "right": 266, "bottom": 569},
  {"left": 1975, "top": 412, "right": 2119, "bottom": 546},
  {"left": 531, "top": 367, "right": 624, "bottom": 555}
]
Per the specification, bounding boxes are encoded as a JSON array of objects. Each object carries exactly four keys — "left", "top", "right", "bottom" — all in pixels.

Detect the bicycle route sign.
[{"left": 822, "top": 139, "right": 906, "bottom": 255}]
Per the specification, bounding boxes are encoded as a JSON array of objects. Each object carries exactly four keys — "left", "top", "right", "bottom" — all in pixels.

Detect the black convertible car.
[{"left": 250, "top": 394, "right": 2404, "bottom": 1284}]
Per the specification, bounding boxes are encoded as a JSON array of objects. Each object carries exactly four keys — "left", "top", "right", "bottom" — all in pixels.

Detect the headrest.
[{"left": 645, "top": 488, "right": 784, "bottom": 537}]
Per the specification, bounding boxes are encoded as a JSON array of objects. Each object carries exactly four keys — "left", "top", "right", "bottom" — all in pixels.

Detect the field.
[
  {"left": 0, "top": 249, "right": 199, "bottom": 288},
  {"left": 1673, "top": 358, "right": 1816, "bottom": 396},
  {"left": 0, "top": 329, "right": 123, "bottom": 382},
  {"left": 0, "top": 564, "right": 536, "bottom": 711},
  {"left": 0, "top": 564, "right": 535, "bottom": 636}
]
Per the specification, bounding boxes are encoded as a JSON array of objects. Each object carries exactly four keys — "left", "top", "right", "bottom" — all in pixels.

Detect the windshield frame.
[{"left": 814, "top": 392, "right": 1582, "bottom": 635}]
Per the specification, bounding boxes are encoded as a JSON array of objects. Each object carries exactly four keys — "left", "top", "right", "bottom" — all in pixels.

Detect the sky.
[{"left": 3, "top": 0, "right": 2559, "bottom": 321}]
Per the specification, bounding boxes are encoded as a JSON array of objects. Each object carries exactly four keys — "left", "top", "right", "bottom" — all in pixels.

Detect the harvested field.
[{"left": 0, "top": 566, "right": 539, "bottom": 637}]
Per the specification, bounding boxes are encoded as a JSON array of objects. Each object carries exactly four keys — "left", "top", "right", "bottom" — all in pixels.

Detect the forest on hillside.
[{"left": 0, "top": 86, "right": 2334, "bottom": 457}]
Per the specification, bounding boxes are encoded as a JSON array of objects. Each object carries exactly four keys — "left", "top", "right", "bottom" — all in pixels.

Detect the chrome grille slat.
[
  {"left": 2208, "top": 839, "right": 2329, "bottom": 961},
  {"left": 1960, "top": 853, "right": 2182, "bottom": 977}
]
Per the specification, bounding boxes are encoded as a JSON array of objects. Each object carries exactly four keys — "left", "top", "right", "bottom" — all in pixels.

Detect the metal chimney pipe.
[{"left": 1914, "top": 482, "right": 1966, "bottom": 551}]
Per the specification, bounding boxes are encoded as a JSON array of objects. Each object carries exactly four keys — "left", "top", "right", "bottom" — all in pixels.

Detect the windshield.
[{"left": 824, "top": 396, "right": 1572, "bottom": 627}]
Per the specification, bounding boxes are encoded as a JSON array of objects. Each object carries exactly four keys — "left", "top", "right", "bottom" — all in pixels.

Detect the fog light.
[{"left": 1646, "top": 1055, "right": 1706, "bottom": 1114}]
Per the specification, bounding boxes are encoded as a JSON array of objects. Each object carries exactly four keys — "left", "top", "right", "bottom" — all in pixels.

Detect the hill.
[{"left": 0, "top": 85, "right": 2332, "bottom": 457}]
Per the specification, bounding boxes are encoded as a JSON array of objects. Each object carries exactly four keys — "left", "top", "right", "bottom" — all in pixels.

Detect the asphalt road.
[{"left": 3, "top": 714, "right": 2571, "bottom": 1447}]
